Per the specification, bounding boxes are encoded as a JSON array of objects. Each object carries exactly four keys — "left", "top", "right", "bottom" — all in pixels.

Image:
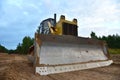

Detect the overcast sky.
[{"left": 0, "top": 0, "right": 120, "bottom": 49}]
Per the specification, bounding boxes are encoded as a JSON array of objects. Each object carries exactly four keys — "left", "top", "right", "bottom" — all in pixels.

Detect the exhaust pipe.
[{"left": 54, "top": 13, "right": 56, "bottom": 26}]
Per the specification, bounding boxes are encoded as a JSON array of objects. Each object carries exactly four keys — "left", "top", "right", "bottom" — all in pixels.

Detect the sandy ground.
[{"left": 0, "top": 53, "right": 120, "bottom": 80}]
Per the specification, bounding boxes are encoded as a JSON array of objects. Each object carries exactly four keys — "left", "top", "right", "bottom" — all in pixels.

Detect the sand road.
[{"left": 0, "top": 53, "right": 120, "bottom": 80}]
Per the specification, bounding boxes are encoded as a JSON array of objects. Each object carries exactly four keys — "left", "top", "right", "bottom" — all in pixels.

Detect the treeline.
[
  {"left": 0, "top": 44, "right": 8, "bottom": 53},
  {"left": 91, "top": 32, "right": 120, "bottom": 48},
  {"left": 0, "top": 32, "right": 120, "bottom": 54},
  {"left": 0, "top": 36, "right": 34, "bottom": 54},
  {"left": 15, "top": 36, "right": 34, "bottom": 54}
]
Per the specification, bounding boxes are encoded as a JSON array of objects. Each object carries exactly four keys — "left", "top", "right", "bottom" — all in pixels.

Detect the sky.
[{"left": 0, "top": 0, "right": 120, "bottom": 49}]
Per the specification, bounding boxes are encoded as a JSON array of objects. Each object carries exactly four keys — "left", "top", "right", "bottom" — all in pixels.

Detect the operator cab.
[{"left": 38, "top": 18, "right": 55, "bottom": 34}]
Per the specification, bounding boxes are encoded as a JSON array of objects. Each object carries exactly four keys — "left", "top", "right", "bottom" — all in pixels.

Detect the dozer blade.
[{"left": 34, "top": 34, "right": 113, "bottom": 75}]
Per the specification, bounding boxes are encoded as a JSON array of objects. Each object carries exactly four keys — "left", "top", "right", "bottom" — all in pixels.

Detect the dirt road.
[{"left": 0, "top": 53, "right": 120, "bottom": 80}]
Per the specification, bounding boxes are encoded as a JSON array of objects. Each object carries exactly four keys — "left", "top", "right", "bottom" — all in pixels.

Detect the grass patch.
[{"left": 108, "top": 48, "right": 120, "bottom": 54}]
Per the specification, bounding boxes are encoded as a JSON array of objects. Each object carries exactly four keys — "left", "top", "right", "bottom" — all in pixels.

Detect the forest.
[
  {"left": 0, "top": 32, "right": 120, "bottom": 54},
  {"left": 90, "top": 32, "right": 120, "bottom": 48}
]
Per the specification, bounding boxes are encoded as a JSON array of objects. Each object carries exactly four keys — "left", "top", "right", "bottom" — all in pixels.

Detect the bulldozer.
[{"left": 28, "top": 14, "right": 113, "bottom": 75}]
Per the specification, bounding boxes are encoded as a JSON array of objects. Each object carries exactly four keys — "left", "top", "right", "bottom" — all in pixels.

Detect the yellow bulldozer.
[{"left": 28, "top": 14, "right": 113, "bottom": 75}]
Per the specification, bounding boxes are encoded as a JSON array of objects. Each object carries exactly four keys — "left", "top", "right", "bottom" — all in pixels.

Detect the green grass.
[{"left": 108, "top": 48, "right": 120, "bottom": 54}]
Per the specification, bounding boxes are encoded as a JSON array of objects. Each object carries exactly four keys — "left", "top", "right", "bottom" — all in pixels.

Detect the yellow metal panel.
[{"left": 54, "top": 16, "right": 78, "bottom": 35}]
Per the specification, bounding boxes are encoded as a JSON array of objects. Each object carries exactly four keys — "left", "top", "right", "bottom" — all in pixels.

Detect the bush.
[{"left": 108, "top": 48, "right": 120, "bottom": 54}]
